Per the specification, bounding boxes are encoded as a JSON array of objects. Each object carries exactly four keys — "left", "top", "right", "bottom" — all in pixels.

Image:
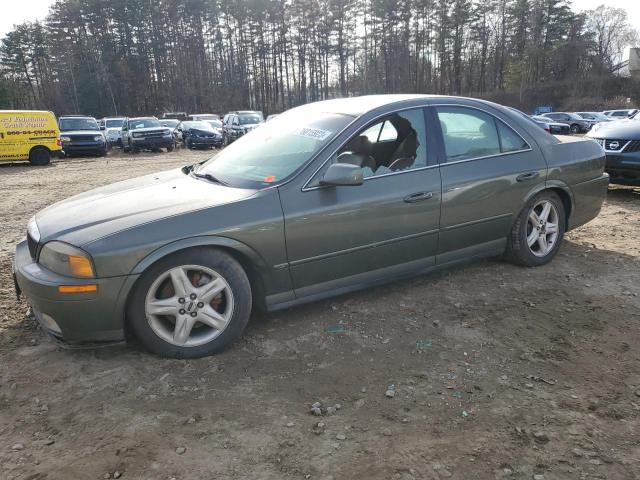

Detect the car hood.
[
  {"left": 35, "top": 168, "right": 258, "bottom": 246},
  {"left": 60, "top": 130, "right": 102, "bottom": 136},
  {"left": 587, "top": 120, "right": 640, "bottom": 139}
]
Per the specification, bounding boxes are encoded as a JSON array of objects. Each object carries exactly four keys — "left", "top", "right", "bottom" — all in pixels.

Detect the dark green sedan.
[{"left": 13, "top": 95, "right": 609, "bottom": 358}]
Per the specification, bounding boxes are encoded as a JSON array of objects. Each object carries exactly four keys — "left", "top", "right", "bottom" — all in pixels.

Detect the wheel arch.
[
  {"left": 123, "top": 237, "right": 269, "bottom": 324},
  {"left": 523, "top": 182, "right": 573, "bottom": 230},
  {"left": 29, "top": 144, "right": 51, "bottom": 155}
]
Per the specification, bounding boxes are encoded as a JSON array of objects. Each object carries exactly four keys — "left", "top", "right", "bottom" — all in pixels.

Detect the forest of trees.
[{"left": 0, "top": 0, "right": 637, "bottom": 117}]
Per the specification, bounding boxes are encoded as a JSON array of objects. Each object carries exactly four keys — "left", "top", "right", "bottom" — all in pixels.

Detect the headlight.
[
  {"left": 60, "top": 136, "right": 71, "bottom": 142},
  {"left": 163, "top": 129, "right": 172, "bottom": 136},
  {"left": 39, "top": 241, "right": 95, "bottom": 278},
  {"left": 132, "top": 132, "right": 142, "bottom": 138},
  {"left": 27, "top": 216, "right": 41, "bottom": 243},
  {"left": 94, "top": 135, "right": 104, "bottom": 142}
]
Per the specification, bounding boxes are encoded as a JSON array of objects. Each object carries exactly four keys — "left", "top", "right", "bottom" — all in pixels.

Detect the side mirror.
[
  {"left": 100, "top": 125, "right": 106, "bottom": 130},
  {"left": 319, "top": 163, "right": 363, "bottom": 187}
]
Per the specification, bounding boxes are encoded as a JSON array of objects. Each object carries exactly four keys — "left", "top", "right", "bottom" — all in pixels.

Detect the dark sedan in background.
[
  {"left": 179, "top": 120, "right": 223, "bottom": 149},
  {"left": 587, "top": 115, "right": 640, "bottom": 185},
  {"left": 222, "top": 110, "right": 264, "bottom": 144},
  {"left": 530, "top": 115, "right": 571, "bottom": 135},
  {"left": 541, "top": 112, "right": 592, "bottom": 133},
  {"left": 122, "top": 117, "right": 175, "bottom": 153},
  {"left": 14, "top": 95, "right": 608, "bottom": 358},
  {"left": 58, "top": 116, "right": 107, "bottom": 156}
]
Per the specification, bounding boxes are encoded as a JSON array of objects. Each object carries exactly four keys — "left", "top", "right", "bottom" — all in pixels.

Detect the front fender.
[{"left": 130, "top": 235, "right": 270, "bottom": 276}]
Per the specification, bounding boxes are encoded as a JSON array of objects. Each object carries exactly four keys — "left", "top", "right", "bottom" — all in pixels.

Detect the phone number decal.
[{"left": 5, "top": 130, "right": 57, "bottom": 136}]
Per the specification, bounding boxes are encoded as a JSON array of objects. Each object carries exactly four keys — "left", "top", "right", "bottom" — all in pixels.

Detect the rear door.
[{"left": 432, "top": 105, "right": 547, "bottom": 263}]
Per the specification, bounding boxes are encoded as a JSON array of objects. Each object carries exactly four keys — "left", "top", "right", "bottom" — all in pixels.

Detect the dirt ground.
[{"left": 1, "top": 149, "right": 640, "bottom": 480}]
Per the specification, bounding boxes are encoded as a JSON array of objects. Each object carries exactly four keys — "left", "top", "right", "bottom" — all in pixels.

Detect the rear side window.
[
  {"left": 497, "top": 121, "right": 529, "bottom": 152},
  {"left": 436, "top": 107, "right": 528, "bottom": 162}
]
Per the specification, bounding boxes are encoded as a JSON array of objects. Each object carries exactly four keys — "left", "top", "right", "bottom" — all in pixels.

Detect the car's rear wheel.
[
  {"left": 505, "top": 191, "right": 565, "bottom": 267},
  {"left": 570, "top": 124, "right": 581, "bottom": 134},
  {"left": 29, "top": 147, "right": 51, "bottom": 166},
  {"left": 128, "top": 248, "right": 252, "bottom": 358}
]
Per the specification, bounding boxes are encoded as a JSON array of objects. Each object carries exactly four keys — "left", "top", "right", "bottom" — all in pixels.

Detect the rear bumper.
[
  {"left": 13, "top": 240, "right": 130, "bottom": 343},
  {"left": 568, "top": 173, "right": 609, "bottom": 230},
  {"left": 603, "top": 151, "right": 640, "bottom": 185}
]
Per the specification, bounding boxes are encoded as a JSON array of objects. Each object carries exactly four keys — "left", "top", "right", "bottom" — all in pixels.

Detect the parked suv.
[
  {"left": 121, "top": 117, "right": 175, "bottom": 153},
  {"left": 222, "top": 111, "right": 264, "bottom": 144},
  {"left": 99, "top": 117, "right": 126, "bottom": 147},
  {"left": 587, "top": 114, "right": 640, "bottom": 185},
  {"left": 540, "top": 112, "right": 591, "bottom": 133},
  {"left": 58, "top": 116, "right": 107, "bottom": 157}
]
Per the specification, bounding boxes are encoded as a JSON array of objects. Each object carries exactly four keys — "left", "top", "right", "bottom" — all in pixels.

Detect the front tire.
[
  {"left": 127, "top": 248, "right": 252, "bottom": 358},
  {"left": 570, "top": 124, "right": 581, "bottom": 134},
  {"left": 505, "top": 191, "right": 565, "bottom": 267}
]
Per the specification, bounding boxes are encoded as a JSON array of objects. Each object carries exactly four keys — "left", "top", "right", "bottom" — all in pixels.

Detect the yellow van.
[{"left": 0, "top": 110, "right": 63, "bottom": 165}]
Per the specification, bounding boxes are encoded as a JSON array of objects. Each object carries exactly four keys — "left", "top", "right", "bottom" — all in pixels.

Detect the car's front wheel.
[
  {"left": 128, "top": 248, "right": 252, "bottom": 358},
  {"left": 570, "top": 124, "right": 581, "bottom": 134},
  {"left": 505, "top": 191, "right": 565, "bottom": 267}
]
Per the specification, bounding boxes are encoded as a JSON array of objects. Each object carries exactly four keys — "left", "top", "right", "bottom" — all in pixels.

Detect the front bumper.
[
  {"left": 131, "top": 136, "right": 174, "bottom": 149},
  {"left": 603, "top": 151, "right": 640, "bottom": 185},
  {"left": 189, "top": 136, "right": 223, "bottom": 147},
  {"left": 13, "top": 240, "right": 131, "bottom": 343},
  {"left": 62, "top": 141, "right": 106, "bottom": 155}
]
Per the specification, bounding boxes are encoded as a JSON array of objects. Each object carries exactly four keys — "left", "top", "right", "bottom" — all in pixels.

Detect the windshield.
[
  {"left": 105, "top": 119, "right": 124, "bottom": 128},
  {"left": 130, "top": 119, "right": 161, "bottom": 129},
  {"left": 206, "top": 120, "right": 223, "bottom": 128},
  {"left": 59, "top": 118, "right": 99, "bottom": 131},
  {"left": 238, "top": 114, "right": 262, "bottom": 125},
  {"left": 182, "top": 121, "right": 213, "bottom": 130},
  {"left": 196, "top": 110, "right": 351, "bottom": 188},
  {"left": 160, "top": 120, "right": 180, "bottom": 128}
]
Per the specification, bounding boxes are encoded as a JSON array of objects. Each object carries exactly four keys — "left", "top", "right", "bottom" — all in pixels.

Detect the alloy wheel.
[
  {"left": 526, "top": 200, "right": 559, "bottom": 257},
  {"left": 145, "top": 265, "right": 234, "bottom": 347}
]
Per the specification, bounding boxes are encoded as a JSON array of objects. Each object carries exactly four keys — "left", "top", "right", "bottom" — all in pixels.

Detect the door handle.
[
  {"left": 404, "top": 191, "right": 434, "bottom": 203},
  {"left": 516, "top": 172, "right": 540, "bottom": 182}
]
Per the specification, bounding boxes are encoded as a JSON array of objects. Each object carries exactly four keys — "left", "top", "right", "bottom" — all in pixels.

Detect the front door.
[{"left": 278, "top": 107, "right": 442, "bottom": 298}]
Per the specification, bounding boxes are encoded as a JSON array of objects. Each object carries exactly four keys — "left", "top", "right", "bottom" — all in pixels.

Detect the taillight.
[
  {"left": 545, "top": 127, "right": 551, "bottom": 134},
  {"left": 57, "top": 138, "right": 62, "bottom": 146}
]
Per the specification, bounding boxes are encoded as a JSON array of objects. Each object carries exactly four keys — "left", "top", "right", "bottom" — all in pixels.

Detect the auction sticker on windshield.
[{"left": 293, "top": 127, "right": 333, "bottom": 141}]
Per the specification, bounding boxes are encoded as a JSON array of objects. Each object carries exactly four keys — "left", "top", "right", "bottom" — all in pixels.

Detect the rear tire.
[
  {"left": 570, "top": 124, "right": 581, "bottom": 134},
  {"left": 29, "top": 147, "right": 50, "bottom": 166},
  {"left": 505, "top": 191, "right": 565, "bottom": 267},
  {"left": 127, "top": 248, "right": 252, "bottom": 358}
]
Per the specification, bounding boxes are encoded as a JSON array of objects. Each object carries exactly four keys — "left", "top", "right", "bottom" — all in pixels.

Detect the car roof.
[
  {"left": 290, "top": 94, "right": 526, "bottom": 117},
  {"left": 60, "top": 115, "right": 95, "bottom": 119}
]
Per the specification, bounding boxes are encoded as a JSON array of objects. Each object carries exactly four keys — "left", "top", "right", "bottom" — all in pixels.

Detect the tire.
[
  {"left": 185, "top": 138, "right": 191, "bottom": 149},
  {"left": 29, "top": 147, "right": 51, "bottom": 166},
  {"left": 127, "top": 248, "right": 252, "bottom": 358},
  {"left": 123, "top": 140, "right": 131, "bottom": 153},
  {"left": 570, "top": 124, "right": 581, "bottom": 134},
  {"left": 505, "top": 191, "right": 565, "bottom": 267},
  {"left": 167, "top": 144, "right": 174, "bottom": 152},
  {"left": 99, "top": 148, "right": 107, "bottom": 157}
]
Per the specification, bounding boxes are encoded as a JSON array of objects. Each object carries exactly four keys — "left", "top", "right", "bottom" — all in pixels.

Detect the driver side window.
[{"left": 311, "top": 108, "right": 427, "bottom": 185}]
